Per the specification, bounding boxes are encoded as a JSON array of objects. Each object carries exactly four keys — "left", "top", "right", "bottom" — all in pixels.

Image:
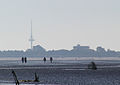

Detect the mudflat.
[{"left": 0, "top": 62, "right": 120, "bottom": 85}]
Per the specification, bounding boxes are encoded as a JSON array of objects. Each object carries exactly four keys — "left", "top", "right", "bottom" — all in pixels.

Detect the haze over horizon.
[{"left": 0, "top": 0, "right": 120, "bottom": 51}]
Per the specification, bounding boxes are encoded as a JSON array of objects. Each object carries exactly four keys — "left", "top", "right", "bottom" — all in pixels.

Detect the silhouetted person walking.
[
  {"left": 22, "top": 57, "right": 24, "bottom": 63},
  {"left": 43, "top": 57, "right": 46, "bottom": 63},
  {"left": 24, "top": 57, "right": 27, "bottom": 63},
  {"left": 50, "top": 57, "right": 53, "bottom": 63}
]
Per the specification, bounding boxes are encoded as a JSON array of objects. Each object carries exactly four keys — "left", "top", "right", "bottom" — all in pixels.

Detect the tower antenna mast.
[{"left": 29, "top": 20, "right": 34, "bottom": 50}]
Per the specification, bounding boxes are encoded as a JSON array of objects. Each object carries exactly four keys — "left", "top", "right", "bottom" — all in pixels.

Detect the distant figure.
[
  {"left": 24, "top": 57, "right": 27, "bottom": 63},
  {"left": 43, "top": 57, "right": 46, "bottom": 63},
  {"left": 50, "top": 57, "right": 53, "bottom": 63},
  {"left": 22, "top": 57, "right": 24, "bottom": 63}
]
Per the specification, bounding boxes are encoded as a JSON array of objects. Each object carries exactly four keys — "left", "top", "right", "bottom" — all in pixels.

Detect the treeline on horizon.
[{"left": 0, "top": 44, "right": 119, "bottom": 57}]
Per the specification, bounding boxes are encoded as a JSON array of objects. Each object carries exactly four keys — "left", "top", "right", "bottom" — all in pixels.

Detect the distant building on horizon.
[
  {"left": 0, "top": 44, "right": 119, "bottom": 57},
  {"left": 73, "top": 44, "right": 90, "bottom": 50}
]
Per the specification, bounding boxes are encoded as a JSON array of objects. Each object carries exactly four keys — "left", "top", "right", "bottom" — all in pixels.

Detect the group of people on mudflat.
[
  {"left": 43, "top": 57, "right": 53, "bottom": 63},
  {"left": 21, "top": 57, "right": 27, "bottom": 63},
  {"left": 21, "top": 57, "right": 53, "bottom": 63}
]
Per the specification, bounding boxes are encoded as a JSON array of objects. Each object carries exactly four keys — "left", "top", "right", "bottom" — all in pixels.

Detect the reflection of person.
[
  {"left": 50, "top": 57, "right": 53, "bottom": 63},
  {"left": 43, "top": 57, "right": 46, "bottom": 63}
]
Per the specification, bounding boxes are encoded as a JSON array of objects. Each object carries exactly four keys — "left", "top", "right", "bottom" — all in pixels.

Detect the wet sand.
[{"left": 0, "top": 62, "right": 120, "bottom": 85}]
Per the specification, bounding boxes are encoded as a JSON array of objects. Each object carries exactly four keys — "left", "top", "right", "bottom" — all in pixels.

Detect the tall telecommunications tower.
[{"left": 29, "top": 20, "right": 34, "bottom": 50}]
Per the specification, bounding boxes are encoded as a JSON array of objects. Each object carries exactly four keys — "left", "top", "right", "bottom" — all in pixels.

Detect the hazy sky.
[{"left": 0, "top": 0, "right": 120, "bottom": 51}]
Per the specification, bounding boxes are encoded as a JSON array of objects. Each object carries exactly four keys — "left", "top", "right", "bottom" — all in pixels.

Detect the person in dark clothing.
[
  {"left": 24, "top": 57, "right": 27, "bottom": 63},
  {"left": 22, "top": 57, "right": 24, "bottom": 63},
  {"left": 50, "top": 57, "right": 53, "bottom": 63},
  {"left": 43, "top": 57, "right": 46, "bottom": 63}
]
